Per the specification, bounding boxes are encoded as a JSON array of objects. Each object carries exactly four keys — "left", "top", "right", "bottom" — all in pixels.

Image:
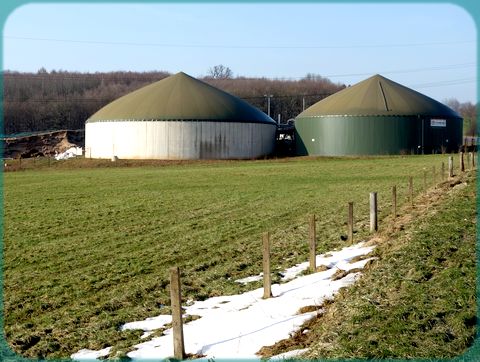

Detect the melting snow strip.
[
  {"left": 71, "top": 242, "right": 375, "bottom": 360},
  {"left": 235, "top": 273, "right": 263, "bottom": 284},
  {"left": 280, "top": 243, "right": 374, "bottom": 281},
  {"left": 71, "top": 347, "right": 111, "bottom": 360},
  {"left": 270, "top": 348, "right": 309, "bottom": 360}
]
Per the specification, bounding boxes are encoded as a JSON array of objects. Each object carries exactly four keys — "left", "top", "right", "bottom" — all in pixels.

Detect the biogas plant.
[{"left": 85, "top": 73, "right": 463, "bottom": 160}]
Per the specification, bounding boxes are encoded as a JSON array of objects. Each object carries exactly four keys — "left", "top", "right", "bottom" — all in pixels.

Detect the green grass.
[
  {"left": 2, "top": 154, "right": 464, "bottom": 358},
  {"left": 301, "top": 171, "right": 477, "bottom": 359}
]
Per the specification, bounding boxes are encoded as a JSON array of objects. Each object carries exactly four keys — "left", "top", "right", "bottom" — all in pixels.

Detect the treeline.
[
  {"left": 3, "top": 69, "right": 171, "bottom": 134},
  {"left": 444, "top": 98, "right": 477, "bottom": 137},
  {"left": 3, "top": 68, "right": 344, "bottom": 135},
  {"left": 3, "top": 68, "right": 477, "bottom": 136}
]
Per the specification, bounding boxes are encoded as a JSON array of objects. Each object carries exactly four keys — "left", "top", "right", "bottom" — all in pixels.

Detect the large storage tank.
[
  {"left": 295, "top": 74, "right": 463, "bottom": 156},
  {"left": 85, "top": 72, "right": 277, "bottom": 159}
]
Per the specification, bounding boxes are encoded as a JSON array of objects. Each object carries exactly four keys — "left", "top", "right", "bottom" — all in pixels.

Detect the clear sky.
[{"left": 2, "top": 2, "right": 477, "bottom": 103}]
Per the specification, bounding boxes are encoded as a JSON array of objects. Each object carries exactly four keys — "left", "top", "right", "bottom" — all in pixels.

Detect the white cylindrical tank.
[
  {"left": 85, "top": 72, "right": 277, "bottom": 160},
  {"left": 85, "top": 120, "right": 276, "bottom": 160}
]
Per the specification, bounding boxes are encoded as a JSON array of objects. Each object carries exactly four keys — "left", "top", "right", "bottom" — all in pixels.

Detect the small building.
[
  {"left": 294, "top": 74, "right": 463, "bottom": 156},
  {"left": 85, "top": 72, "right": 277, "bottom": 160}
]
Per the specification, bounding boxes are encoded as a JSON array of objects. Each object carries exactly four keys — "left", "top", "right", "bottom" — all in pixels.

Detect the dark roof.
[
  {"left": 298, "top": 74, "right": 461, "bottom": 118},
  {"left": 87, "top": 72, "right": 275, "bottom": 125}
]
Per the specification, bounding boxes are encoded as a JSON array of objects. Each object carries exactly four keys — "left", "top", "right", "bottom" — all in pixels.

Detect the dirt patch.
[
  {"left": 331, "top": 268, "right": 365, "bottom": 281},
  {"left": 315, "top": 265, "right": 330, "bottom": 272},
  {"left": 297, "top": 305, "right": 323, "bottom": 314},
  {"left": 258, "top": 314, "right": 319, "bottom": 358},
  {"left": 2, "top": 129, "right": 84, "bottom": 158},
  {"left": 258, "top": 299, "right": 335, "bottom": 358},
  {"left": 348, "top": 253, "right": 372, "bottom": 264}
]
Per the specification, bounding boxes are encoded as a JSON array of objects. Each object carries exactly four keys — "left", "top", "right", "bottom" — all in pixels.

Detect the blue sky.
[{"left": 3, "top": 3, "right": 477, "bottom": 103}]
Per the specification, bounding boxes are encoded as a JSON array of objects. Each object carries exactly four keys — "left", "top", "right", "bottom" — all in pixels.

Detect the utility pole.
[{"left": 264, "top": 94, "right": 273, "bottom": 117}]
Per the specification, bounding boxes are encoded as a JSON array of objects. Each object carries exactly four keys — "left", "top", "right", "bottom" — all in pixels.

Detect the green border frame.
[{"left": 0, "top": 1, "right": 478, "bottom": 361}]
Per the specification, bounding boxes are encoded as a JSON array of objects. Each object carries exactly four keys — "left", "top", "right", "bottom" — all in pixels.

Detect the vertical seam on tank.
[{"left": 378, "top": 81, "right": 390, "bottom": 112}]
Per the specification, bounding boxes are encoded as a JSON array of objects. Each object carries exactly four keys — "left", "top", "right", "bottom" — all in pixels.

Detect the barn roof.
[
  {"left": 87, "top": 72, "right": 275, "bottom": 125},
  {"left": 298, "top": 74, "right": 461, "bottom": 118}
]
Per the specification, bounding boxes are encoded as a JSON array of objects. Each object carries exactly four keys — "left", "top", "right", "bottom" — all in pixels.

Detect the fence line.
[{"left": 166, "top": 155, "right": 474, "bottom": 357}]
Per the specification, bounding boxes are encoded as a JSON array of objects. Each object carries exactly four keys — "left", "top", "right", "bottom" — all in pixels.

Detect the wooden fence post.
[
  {"left": 170, "top": 267, "right": 185, "bottom": 360},
  {"left": 347, "top": 202, "right": 354, "bottom": 244},
  {"left": 423, "top": 170, "right": 427, "bottom": 193},
  {"left": 460, "top": 152, "right": 465, "bottom": 172},
  {"left": 409, "top": 176, "right": 413, "bottom": 207},
  {"left": 472, "top": 152, "right": 475, "bottom": 168},
  {"left": 448, "top": 156, "right": 454, "bottom": 178},
  {"left": 392, "top": 185, "right": 397, "bottom": 219},
  {"left": 370, "top": 192, "right": 378, "bottom": 232},
  {"left": 262, "top": 232, "right": 272, "bottom": 299},
  {"left": 309, "top": 215, "right": 316, "bottom": 272},
  {"left": 467, "top": 152, "right": 471, "bottom": 170}
]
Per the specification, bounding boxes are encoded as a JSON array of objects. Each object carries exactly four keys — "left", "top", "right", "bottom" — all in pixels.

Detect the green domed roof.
[
  {"left": 298, "top": 74, "right": 461, "bottom": 118},
  {"left": 87, "top": 72, "right": 275, "bottom": 124}
]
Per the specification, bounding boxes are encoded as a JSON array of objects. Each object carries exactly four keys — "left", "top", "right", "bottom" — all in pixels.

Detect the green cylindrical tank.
[{"left": 295, "top": 74, "right": 463, "bottom": 156}]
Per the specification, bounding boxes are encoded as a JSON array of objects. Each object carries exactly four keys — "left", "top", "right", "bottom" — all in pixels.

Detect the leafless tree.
[
  {"left": 207, "top": 65, "right": 233, "bottom": 79},
  {"left": 445, "top": 98, "right": 477, "bottom": 136}
]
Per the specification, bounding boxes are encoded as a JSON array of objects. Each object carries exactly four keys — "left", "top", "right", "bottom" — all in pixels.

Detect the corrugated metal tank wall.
[
  {"left": 294, "top": 116, "right": 463, "bottom": 156},
  {"left": 85, "top": 121, "right": 276, "bottom": 159},
  {"left": 422, "top": 117, "right": 463, "bottom": 154}
]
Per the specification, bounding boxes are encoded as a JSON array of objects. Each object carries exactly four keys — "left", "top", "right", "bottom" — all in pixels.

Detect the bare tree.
[
  {"left": 207, "top": 65, "right": 233, "bottom": 79},
  {"left": 445, "top": 98, "right": 477, "bottom": 136}
]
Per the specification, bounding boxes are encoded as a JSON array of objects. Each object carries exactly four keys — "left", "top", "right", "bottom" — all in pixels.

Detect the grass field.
[
  {"left": 303, "top": 174, "right": 477, "bottom": 359},
  {"left": 260, "top": 170, "right": 476, "bottom": 359},
  {"left": 2, "top": 154, "right": 471, "bottom": 358}
]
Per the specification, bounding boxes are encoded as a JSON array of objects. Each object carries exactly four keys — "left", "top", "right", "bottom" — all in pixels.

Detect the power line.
[
  {"left": 410, "top": 77, "right": 477, "bottom": 89},
  {"left": 5, "top": 35, "right": 475, "bottom": 50},
  {"left": 3, "top": 93, "right": 333, "bottom": 104},
  {"left": 320, "top": 63, "right": 476, "bottom": 79}
]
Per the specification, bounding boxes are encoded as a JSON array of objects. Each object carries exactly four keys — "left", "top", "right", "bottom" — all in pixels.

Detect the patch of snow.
[
  {"left": 270, "top": 348, "right": 309, "bottom": 360},
  {"left": 235, "top": 273, "right": 263, "bottom": 284},
  {"left": 72, "top": 242, "right": 375, "bottom": 360},
  {"left": 124, "top": 242, "right": 374, "bottom": 359},
  {"left": 281, "top": 242, "right": 375, "bottom": 281},
  {"left": 71, "top": 347, "right": 111, "bottom": 360},
  {"left": 334, "top": 256, "right": 377, "bottom": 271},
  {"left": 141, "top": 331, "right": 153, "bottom": 339},
  {"left": 54, "top": 146, "right": 82, "bottom": 160},
  {"left": 121, "top": 315, "right": 172, "bottom": 333}
]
